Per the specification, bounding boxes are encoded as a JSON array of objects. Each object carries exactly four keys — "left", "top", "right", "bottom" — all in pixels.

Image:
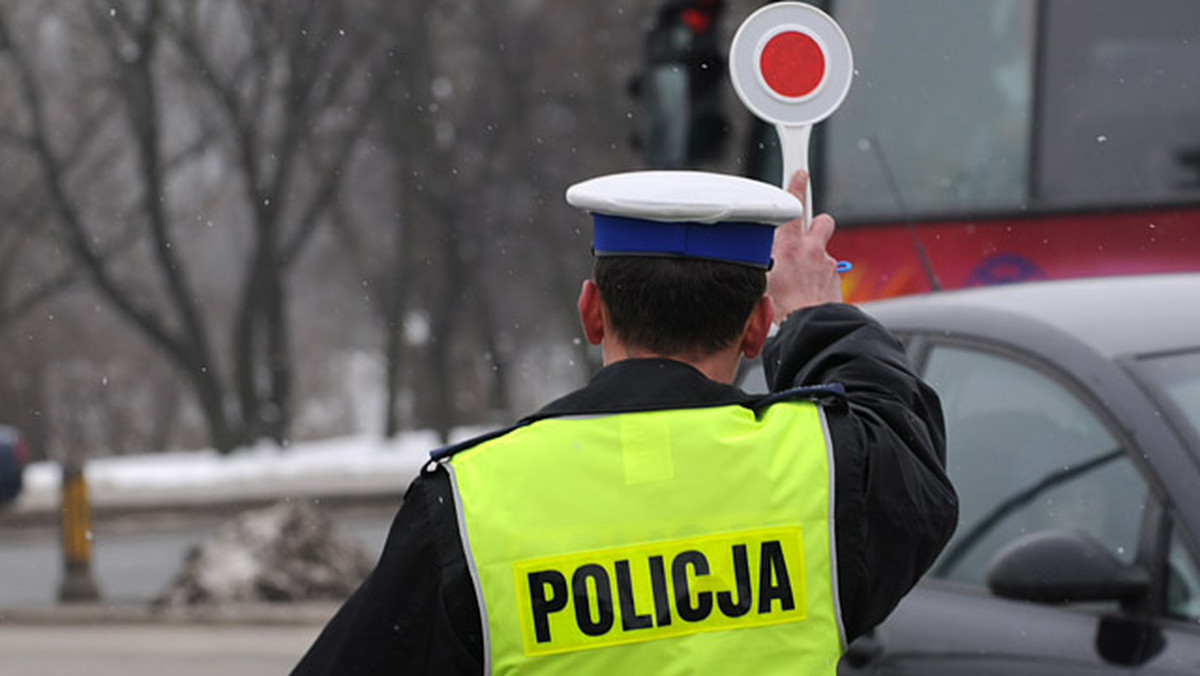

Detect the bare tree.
[
  {"left": 0, "top": 0, "right": 393, "bottom": 453},
  {"left": 361, "top": 1, "right": 646, "bottom": 440},
  {"left": 2, "top": 0, "right": 670, "bottom": 458},
  {"left": 346, "top": 0, "right": 520, "bottom": 443}
]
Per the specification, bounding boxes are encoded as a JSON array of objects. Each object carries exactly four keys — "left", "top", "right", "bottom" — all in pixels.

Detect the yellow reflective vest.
[{"left": 443, "top": 399, "right": 844, "bottom": 675}]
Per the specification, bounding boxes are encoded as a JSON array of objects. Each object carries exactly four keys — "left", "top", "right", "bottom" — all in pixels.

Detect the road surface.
[{"left": 0, "top": 622, "right": 323, "bottom": 675}]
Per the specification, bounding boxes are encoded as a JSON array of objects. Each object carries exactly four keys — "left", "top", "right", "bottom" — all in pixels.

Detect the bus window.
[
  {"left": 822, "top": 0, "right": 1200, "bottom": 219},
  {"left": 825, "top": 0, "right": 1035, "bottom": 219},
  {"left": 1036, "top": 0, "right": 1200, "bottom": 207}
]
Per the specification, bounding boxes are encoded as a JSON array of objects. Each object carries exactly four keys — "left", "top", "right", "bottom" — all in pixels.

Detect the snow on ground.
[{"left": 14, "top": 428, "right": 491, "bottom": 514}]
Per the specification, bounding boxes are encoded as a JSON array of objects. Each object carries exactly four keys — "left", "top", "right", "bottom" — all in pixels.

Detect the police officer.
[{"left": 291, "top": 170, "right": 957, "bottom": 675}]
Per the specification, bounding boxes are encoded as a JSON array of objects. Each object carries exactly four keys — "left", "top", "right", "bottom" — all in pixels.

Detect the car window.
[
  {"left": 1167, "top": 529, "right": 1200, "bottom": 621},
  {"left": 1137, "top": 350, "right": 1200, "bottom": 451},
  {"left": 921, "top": 344, "right": 1148, "bottom": 587}
]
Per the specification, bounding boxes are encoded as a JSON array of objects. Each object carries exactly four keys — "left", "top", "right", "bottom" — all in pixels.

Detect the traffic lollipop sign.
[{"left": 730, "top": 2, "right": 853, "bottom": 228}]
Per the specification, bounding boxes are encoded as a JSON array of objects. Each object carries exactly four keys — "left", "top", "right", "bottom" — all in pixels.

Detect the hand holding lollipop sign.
[{"left": 729, "top": 2, "right": 853, "bottom": 230}]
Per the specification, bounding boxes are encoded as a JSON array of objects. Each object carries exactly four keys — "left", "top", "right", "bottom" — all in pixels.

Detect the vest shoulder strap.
[
  {"left": 753, "top": 382, "right": 846, "bottom": 414},
  {"left": 429, "top": 422, "right": 531, "bottom": 462}
]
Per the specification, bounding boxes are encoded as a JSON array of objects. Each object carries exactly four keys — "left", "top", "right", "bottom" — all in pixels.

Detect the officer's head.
[
  {"left": 567, "top": 171, "right": 802, "bottom": 371},
  {"left": 590, "top": 256, "right": 765, "bottom": 356}
]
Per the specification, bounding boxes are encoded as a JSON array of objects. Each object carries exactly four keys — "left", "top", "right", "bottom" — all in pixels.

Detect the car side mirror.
[{"left": 986, "top": 529, "right": 1150, "bottom": 604}]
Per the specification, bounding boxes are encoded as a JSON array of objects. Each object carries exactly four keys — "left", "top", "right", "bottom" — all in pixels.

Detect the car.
[
  {"left": 746, "top": 273, "right": 1200, "bottom": 673},
  {"left": 0, "top": 425, "right": 28, "bottom": 508}
]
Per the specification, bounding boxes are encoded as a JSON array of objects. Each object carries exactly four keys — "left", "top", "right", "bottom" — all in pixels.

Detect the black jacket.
[{"left": 292, "top": 303, "right": 958, "bottom": 675}]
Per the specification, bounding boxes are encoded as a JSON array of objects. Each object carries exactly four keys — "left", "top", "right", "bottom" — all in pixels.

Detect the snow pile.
[
  {"left": 16, "top": 429, "right": 491, "bottom": 513},
  {"left": 156, "top": 501, "right": 374, "bottom": 606}
]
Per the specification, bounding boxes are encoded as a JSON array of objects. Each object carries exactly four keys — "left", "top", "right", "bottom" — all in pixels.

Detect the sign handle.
[{"left": 776, "top": 123, "right": 812, "bottom": 230}]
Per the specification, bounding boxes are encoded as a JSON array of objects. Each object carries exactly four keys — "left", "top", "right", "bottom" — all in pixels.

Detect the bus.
[{"left": 739, "top": 0, "right": 1200, "bottom": 301}]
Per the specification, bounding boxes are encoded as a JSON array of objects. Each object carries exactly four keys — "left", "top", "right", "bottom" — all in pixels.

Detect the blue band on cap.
[{"left": 592, "top": 214, "right": 775, "bottom": 268}]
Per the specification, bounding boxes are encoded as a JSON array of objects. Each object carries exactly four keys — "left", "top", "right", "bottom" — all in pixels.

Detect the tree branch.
[
  {"left": 91, "top": 0, "right": 217, "bottom": 366},
  {"left": 1, "top": 8, "right": 198, "bottom": 375}
]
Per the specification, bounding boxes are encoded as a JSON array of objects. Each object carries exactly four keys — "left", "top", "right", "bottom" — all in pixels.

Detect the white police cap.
[{"left": 566, "top": 170, "right": 802, "bottom": 269}]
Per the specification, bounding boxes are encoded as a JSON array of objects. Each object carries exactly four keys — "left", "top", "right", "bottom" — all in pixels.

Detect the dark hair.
[{"left": 593, "top": 256, "right": 766, "bottom": 356}]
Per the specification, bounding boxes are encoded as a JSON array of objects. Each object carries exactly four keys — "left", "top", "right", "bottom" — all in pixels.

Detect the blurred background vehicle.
[
  {"left": 0, "top": 425, "right": 29, "bottom": 508},
  {"left": 636, "top": 1, "right": 1200, "bottom": 302},
  {"left": 742, "top": 272, "right": 1200, "bottom": 673},
  {"left": 809, "top": 1, "right": 1200, "bottom": 302}
]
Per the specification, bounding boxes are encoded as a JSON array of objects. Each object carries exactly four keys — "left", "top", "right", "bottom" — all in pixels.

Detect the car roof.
[{"left": 861, "top": 273, "right": 1200, "bottom": 360}]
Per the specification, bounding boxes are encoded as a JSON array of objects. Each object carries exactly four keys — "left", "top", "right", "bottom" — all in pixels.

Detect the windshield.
[
  {"left": 823, "top": 0, "right": 1200, "bottom": 220},
  {"left": 1139, "top": 351, "right": 1200, "bottom": 446}
]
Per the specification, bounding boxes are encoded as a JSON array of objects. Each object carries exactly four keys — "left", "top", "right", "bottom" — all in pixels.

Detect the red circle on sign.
[{"left": 760, "top": 31, "right": 826, "bottom": 98}]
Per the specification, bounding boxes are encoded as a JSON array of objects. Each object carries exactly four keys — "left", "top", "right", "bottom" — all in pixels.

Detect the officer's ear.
[
  {"left": 578, "top": 279, "right": 606, "bottom": 346},
  {"left": 740, "top": 295, "right": 774, "bottom": 359}
]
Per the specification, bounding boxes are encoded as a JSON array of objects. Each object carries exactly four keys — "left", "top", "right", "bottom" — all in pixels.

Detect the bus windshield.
[{"left": 823, "top": 0, "right": 1200, "bottom": 221}]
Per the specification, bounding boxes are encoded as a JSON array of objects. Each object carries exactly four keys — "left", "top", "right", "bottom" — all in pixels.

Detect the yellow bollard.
[{"left": 58, "top": 462, "right": 101, "bottom": 603}]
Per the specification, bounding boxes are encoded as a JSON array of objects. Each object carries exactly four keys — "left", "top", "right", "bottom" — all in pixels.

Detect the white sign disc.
[{"left": 729, "top": 2, "right": 854, "bottom": 126}]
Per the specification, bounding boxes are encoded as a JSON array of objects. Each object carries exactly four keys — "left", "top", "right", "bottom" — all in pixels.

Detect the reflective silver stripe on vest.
[
  {"left": 818, "top": 404, "right": 847, "bottom": 650},
  {"left": 443, "top": 461, "right": 492, "bottom": 676}
]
